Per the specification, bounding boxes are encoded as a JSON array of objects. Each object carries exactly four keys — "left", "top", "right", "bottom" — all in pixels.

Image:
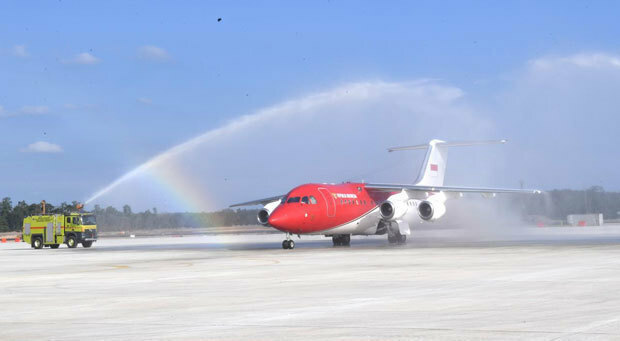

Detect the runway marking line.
[{"left": 111, "top": 265, "right": 130, "bottom": 269}]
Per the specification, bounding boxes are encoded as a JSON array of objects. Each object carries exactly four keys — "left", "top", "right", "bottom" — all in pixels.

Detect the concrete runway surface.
[{"left": 3, "top": 226, "right": 620, "bottom": 340}]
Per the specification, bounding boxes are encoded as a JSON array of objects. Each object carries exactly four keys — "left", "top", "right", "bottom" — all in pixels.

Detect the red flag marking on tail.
[{"left": 430, "top": 164, "right": 438, "bottom": 171}]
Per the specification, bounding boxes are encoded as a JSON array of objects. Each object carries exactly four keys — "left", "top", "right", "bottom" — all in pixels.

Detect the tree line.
[
  {"left": 0, "top": 198, "right": 258, "bottom": 232},
  {"left": 1, "top": 186, "right": 619, "bottom": 232}
]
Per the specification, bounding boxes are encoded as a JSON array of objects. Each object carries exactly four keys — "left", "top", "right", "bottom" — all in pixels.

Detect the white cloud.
[
  {"left": 19, "top": 105, "right": 49, "bottom": 115},
  {"left": 489, "top": 51, "right": 620, "bottom": 190},
  {"left": 63, "top": 52, "right": 100, "bottom": 65},
  {"left": 137, "top": 97, "right": 153, "bottom": 105},
  {"left": 0, "top": 105, "right": 50, "bottom": 118},
  {"left": 138, "top": 45, "right": 171, "bottom": 62},
  {"left": 20, "top": 141, "right": 63, "bottom": 153},
  {"left": 12, "top": 45, "right": 29, "bottom": 58},
  {"left": 530, "top": 53, "right": 620, "bottom": 70}
]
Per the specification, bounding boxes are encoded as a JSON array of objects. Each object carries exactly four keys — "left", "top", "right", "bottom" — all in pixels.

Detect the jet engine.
[
  {"left": 418, "top": 200, "right": 446, "bottom": 221},
  {"left": 256, "top": 199, "right": 281, "bottom": 226},
  {"left": 379, "top": 200, "right": 408, "bottom": 221},
  {"left": 257, "top": 209, "right": 270, "bottom": 225}
]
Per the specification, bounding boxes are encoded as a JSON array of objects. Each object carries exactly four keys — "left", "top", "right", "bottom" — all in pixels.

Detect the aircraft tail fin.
[{"left": 388, "top": 139, "right": 507, "bottom": 186}]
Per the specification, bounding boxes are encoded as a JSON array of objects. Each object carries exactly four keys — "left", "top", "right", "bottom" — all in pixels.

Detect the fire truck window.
[
  {"left": 301, "top": 196, "right": 309, "bottom": 204},
  {"left": 287, "top": 197, "right": 300, "bottom": 203},
  {"left": 309, "top": 196, "right": 317, "bottom": 204},
  {"left": 66, "top": 217, "right": 70, "bottom": 224},
  {"left": 82, "top": 215, "right": 96, "bottom": 225},
  {"left": 72, "top": 217, "right": 78, "bottom": 224}
]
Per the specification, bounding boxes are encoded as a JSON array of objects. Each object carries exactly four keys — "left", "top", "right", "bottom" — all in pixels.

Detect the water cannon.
[{"left": 76, "top": 203, "right": 84, "bottom": 212}]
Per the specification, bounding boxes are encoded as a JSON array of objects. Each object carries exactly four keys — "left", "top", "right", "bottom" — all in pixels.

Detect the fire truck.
[{"left": 22, "top": 201, "right": 98, "bottom": 249}]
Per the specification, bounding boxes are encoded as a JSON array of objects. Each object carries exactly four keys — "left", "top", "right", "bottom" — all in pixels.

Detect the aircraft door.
[{"left": 317, "top": 187, "right": 336, "bottom": 217}]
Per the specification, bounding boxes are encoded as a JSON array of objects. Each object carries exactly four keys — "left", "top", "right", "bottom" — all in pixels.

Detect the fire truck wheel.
[
  {"left": 82, "top": 241, "right": 93, "bottom": 248},
  {"left": 66, "top": 235, "right": 78, "bottom": 248},
  {"left": 50, "top": 244, "right": 60, "bottom": 249},
  {"left": 32, "top": 236, "right": 44, "bottom": 249}
]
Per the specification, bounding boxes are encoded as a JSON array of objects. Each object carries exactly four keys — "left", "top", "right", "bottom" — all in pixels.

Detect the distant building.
[{"left": 567, "top": 214, "right": 604, "bottom": 226}]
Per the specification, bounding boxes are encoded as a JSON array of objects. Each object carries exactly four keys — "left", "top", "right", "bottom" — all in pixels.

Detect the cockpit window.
[
  {"left": 309, "top": 196, "right": 317, "bottom": 204},
  {"left": 280, "top": 196, "right": 287, "bottom": 204},
  {"left": 287, "top": 197, "right": 300, "bottom": 203},
  {"left": 301, "top": 196, "right": 309, "bottom": 204}
]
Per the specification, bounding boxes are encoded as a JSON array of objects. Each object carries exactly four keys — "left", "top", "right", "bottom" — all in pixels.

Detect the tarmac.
[{"left": 2, "top": 226, "right": 620, "bottom": 340}]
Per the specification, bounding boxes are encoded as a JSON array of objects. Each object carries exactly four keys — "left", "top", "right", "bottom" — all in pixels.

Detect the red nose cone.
[
  {"left": 269, "top": 211, "right": 284, "bottom": 227},
  {"left": 268, "top": 210, "right": 290, "bottom": 231}
]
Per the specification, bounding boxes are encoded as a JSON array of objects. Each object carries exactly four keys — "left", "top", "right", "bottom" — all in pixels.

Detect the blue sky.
[{"left": 1, "top": 1, "right": 620, "bottom": 211}]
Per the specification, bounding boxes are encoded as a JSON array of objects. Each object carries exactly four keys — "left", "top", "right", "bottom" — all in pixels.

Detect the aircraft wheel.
[
  {"left": 341, "top": 234, "right": 351, "bottom": 247},
  {"left": 32, "top": 236, "right": 43, "bottom": 249},
  {"left": 388, "top": 233, "right": 407, "bottom": 244},
  {"left": 288, "top": 240, "right": 295, "bottom": 249},
  {"left": 332, "top": 235, "right": 350, "bottom": 247},
  {"left": 387, "top": 234, "right": 397, "bottom": 244},
  {"left": 332, "top": 236, "right": 341, "bottom": 246},
  {"left": 282, "top": 240, "right": 288, "bottom": 249}
]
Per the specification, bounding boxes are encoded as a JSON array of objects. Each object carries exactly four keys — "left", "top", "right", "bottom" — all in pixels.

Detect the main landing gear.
[
  {"left": 332, "top": 234, "right": 351, "bottom": 247},
  {"left": 282, "top": 233, "right": 295, "bottom": 249},
  {"left": 388, "top": 232, "right": 407, "bottom": 245}
]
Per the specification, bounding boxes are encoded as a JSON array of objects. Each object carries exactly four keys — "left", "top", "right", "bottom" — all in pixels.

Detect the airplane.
[{"left": 231, "top": 139, "right": 541, "bottom": 249}]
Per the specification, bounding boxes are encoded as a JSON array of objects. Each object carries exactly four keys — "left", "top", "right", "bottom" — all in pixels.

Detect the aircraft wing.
[
  {"left": 365, "top": 183, "right": 541, "bottom": 194},
  {"left": 229, "top": 195, "right": 284, "bottom": 207}
]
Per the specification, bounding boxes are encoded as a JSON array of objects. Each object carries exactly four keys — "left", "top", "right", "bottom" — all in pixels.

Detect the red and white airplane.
[{"left": 231, "top": 139, "right": 540, "bottom": 249}]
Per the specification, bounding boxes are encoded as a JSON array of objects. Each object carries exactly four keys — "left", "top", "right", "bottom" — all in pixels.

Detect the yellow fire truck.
[{"left": 22, "top": 202, "right": 98, "bottom": 249}]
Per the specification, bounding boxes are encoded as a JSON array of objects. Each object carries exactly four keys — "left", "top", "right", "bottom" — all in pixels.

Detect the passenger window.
[
  {"left": 301, "top": 196, "right": 309, "bottom": 204},
  {"left": 287, "top": 197, "right": 300, "bottom": 203},
  {"left": 309, "top": 196, "right": 317, "bottom": 204}
]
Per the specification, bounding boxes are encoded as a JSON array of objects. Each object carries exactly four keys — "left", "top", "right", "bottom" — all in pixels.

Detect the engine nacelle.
[
  {"left": 256, "top": 199, "right": 281, "bottom": 226},
  {"left": 257, "top": 209, "right": 270, "bottom": 225},
  {"left": 379, "top": 200, "right": 409, "bottom": 221},
  {"left": 418, "top": 200, "right": 446, "bottom": 221}
]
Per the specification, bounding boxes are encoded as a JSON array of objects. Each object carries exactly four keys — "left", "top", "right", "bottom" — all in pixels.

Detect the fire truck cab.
[{"left": 22, "top": 213, "right": 98, "bottom": 249}]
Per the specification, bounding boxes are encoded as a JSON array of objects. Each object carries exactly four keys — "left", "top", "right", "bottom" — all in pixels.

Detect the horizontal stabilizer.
[{"left": 388, "top": 139, "right": 506, "bottom": 152}]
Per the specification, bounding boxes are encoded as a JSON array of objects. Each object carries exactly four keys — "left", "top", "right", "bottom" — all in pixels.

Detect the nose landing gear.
[{"left": 282, "top": 233, "right": 295, "bottom": 249}]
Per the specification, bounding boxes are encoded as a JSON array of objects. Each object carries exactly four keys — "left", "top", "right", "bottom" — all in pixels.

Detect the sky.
[{"left": 1, "top": 1, "right": 620, "bottom": 212}]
